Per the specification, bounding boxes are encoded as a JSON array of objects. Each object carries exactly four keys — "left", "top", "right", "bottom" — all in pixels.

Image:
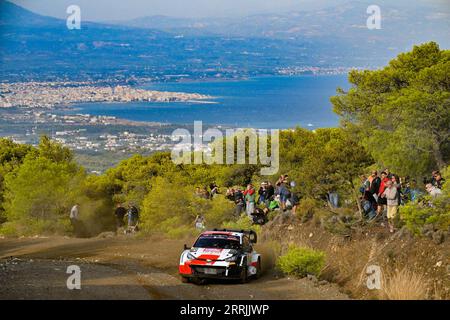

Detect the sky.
[{"left": 9, "top": 0, "right": 450, "bottom": 21}]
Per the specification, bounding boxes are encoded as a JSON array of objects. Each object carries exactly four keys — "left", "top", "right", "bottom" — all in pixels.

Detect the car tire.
[
  {"left": 254, "top": 258, "right": 262, "bottom": 279},
  {"left": 196, "top": 278, "right": 208, "bottom": 285},
  {"left": 240, "top": 258, "right": 248, "bottom": 284}
]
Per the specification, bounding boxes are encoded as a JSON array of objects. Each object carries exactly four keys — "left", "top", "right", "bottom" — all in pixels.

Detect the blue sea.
[{"left": 69, "top": 75, "right": 349, "bottom": 129}]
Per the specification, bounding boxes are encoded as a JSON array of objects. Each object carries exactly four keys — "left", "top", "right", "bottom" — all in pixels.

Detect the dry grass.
[
  {"left": 260, "top": 218, "right": 446, "bottom": 299},
  {"left": 381, "top": 268, "right": 427, "bottom": 300}
]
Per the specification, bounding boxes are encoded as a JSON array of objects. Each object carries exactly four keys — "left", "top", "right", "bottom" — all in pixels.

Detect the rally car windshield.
[{"left": 193, "top": 236, "right": 241, "bottom": 250}]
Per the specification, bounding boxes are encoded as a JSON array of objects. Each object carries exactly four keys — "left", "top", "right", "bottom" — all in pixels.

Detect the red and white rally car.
[{"left": 179, "top": 229, "right": 261, "bottom": 283}]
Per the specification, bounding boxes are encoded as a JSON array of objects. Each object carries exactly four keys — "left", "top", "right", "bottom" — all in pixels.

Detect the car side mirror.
[{"left": 184, "top": 244, "right": 190, "bottom": 250}]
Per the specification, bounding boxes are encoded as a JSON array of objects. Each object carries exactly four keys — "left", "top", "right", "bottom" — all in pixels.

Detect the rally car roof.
[
  {"left": 201, "top": 231, "right": 242, "bottom": 236},
  {"left": 200, "top": 229, "right": 257, "bottom": 243}
]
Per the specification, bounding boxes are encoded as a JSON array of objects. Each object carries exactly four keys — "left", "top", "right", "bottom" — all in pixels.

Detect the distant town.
[
  {"left": 0, "top": 81, "right": 219, "bottom": 171},
  {"left": 0, "top": 81, "right": 212, "bottom": 109},
  {"left": 276, "top": 66, "right": 358, "bottom": 76}
]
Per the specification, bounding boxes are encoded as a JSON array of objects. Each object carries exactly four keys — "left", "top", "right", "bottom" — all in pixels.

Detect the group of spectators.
[
  {"left": 195, "top": 182, "right": 219, "bottom": 200},
  {"left": 359, "top": 168, "right": 445, "bottom": 233},
  {"left": 69, "top": 169, "right": 445, "bottom": 236},
  {"left": 70, "top": 202, "right": 140, "bottom": 236},
  {"left": 114, "top": 203, "right": 140, "bottom": 233},
  {"left": 193, "top": 169, "right": 446, "bottom": 234},
  {"left": 197, "top": 174, "right": 301, "bottom": 227}
]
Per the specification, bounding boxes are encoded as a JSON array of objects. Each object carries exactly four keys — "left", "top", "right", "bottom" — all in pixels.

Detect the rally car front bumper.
[{"left": 179, "top": 260, "right": 244, "bottom": 280}]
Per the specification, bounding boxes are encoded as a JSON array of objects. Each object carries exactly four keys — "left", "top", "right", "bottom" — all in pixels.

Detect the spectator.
[
  {"left": 209, "top": 182, "right": 219, "bottom": 199},
  {"left": 194, "top": 214, "right": 206, "bottom": 231},
  {"left": 251, "top": 207, "right": 267, "bottom": 225},
  {"left": 126, "top": 204, "right": 139, "bottom": 233},
  {"left": 360, "top": 175, "right": 370, "bottom": 195},
  {"left": 114, "top": 203, "right": 127, "bottom": 229},
  {"left": 328, "top": 191, "right": 339, "bottom": 208},
  {"left": 266, "top": 182, "right": 275, "bottom": 204},
  {"left": 376, "top": 171, "right": 389, "bottom": 217},
  {"left": 278, "top": 181, "right": 291, "bottom": 211},
  {"left": 432, "top": 171, "right": 445, "bottom": 189},
  {"left": 234, "top": 188, "right": 245, "bottom": 216},
  {"left": 258, "top": 182, "right": 268, "bottom": 204},
  {"left": 381, "top": 180, "right": 399, "bottom": 233},
  {"left": 290, "top": 191, "right": 300, "bottom": 215},
  {"left": 225, "top": 188, "right": 235, "bottom": 201},
  {"left": 426, "top": 183, "right": 443, "bottom": 198},
  {"left": 391, "top": 175, "right": 402, "bottom": 206},
  {"left": 70, "top": 203, "right": 80, "bottom": 235},
  {"left": 362, "top": 191, "right": 376, "bottom": 220},
  {"left": 268, "top": 197, "right": 280, "bottom": 211},
  {"left": 369, "top": 171, "right": 381, "bottom": 201},
  {"left": 201, "top": 187, "right": 210, "bottom": 199},
  {"left": 244, "top": 184, "right": 256, "bottom": 216},
  {"left": 195, "top": 187, "right": 203, "bottom": 197},
  {"left": 276, "top": 174, "right": 289, "bottom": 185},
  {"left": 384, "top": 168, "right": 393, "bottom": 179},
  {"left": 408, "top": 180, "right": 422, "bottom": 202}
]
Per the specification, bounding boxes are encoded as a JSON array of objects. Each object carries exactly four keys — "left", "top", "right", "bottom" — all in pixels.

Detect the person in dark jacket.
[
  {"left": 234, "top": 188, "right": 245, "bottom": 216},
  {"left": 258, "top": 182, "right": 268, "bottom": 204},
  {"left": 114, "top": 203, "right": 127, "bottom": 229},
  {"left": 266, "top": 182, "right": 275, "bottom": 205},
  {"left": 126, "top": 204, "right": 139, "bottom": 233},
  {"left": 369, "top": 171, "right": 381, "bottom": 199}
]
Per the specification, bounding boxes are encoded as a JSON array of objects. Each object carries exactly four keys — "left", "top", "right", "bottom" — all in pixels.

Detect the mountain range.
[{"left": 1, "top": 0, "right": 449, "bottom": 82}]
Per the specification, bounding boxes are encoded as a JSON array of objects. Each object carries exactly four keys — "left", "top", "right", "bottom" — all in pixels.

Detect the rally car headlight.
[
  {"left": 187, "top": 252, "right": 196, "bottom": 260},
  {"left": 225, "top": 255, "right": 238, "bottom": 262}
]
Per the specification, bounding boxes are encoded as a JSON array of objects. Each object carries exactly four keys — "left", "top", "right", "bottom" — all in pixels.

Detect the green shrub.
[
  {"left": 401, "top": 200, "right": 450, "bottom": 235},
  {"left": 296, "top": 197, "right": 318, "bottom": 220},
  {"left": 267, "top": 210, "right": 278, "bottom": 221},
  {"left": 401, "top": 167, "right": 450, "bottom": 235},
  {"left": 222, "top": 214, "right": 261, "bottom": 233},
  {"left": 0, "top": 218, "right": 70, "bottom": 237},
  {"left": 204, "top": 194, "right": 235, "bottom": 227},
  {"left": 276, "top": 245, "right": 326, "bottom": 278},
  {"left": 2, "top": 142, "right": 85, "bottom": 236},
  {"left": 166, "top": 225, "right": 198, "bottom": 239},
  {"left": 0, "top": 221, "right": 19, "bottom": 237},
  {"left": 140, "top": 177, "right": 235, "bottom": 235}
]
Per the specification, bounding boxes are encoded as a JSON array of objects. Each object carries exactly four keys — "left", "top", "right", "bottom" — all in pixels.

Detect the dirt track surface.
[{"left": 0, "top": 235, "right": 349, "bottom": 300}]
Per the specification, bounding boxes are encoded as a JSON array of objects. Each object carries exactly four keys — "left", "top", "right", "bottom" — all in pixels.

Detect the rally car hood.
[{"left": 189, "top": 247, "right": 237, "bottom": 261}]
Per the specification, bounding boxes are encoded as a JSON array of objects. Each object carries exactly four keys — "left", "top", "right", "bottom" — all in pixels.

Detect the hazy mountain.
[
  {"left": 1, "top": 0, "right": 448, "bottom": 82},
  {"left": 117, "top": 1, "right": 450, "bottom": 46}
]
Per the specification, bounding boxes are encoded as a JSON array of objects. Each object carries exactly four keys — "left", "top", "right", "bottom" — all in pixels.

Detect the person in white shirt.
[
  {"left": 70, "top": 204, "right": 80, "bottom": 235},
  {"left": 426, "top": 183, "right": 442, "bottom": 198}
]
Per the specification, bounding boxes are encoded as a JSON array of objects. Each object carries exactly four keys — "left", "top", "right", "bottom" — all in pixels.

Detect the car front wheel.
[
  {"left": 240, "top": 258, "right": 248, "bottom": 284},
  {"left": 254, "top": 258, "right": 262, "bottom": 279}
]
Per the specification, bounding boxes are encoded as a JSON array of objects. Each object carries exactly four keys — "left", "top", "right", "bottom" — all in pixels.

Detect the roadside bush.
[
  {"left": 203, "top": 194, "right": 235, "bottom": 227},
  {"left": 166, "top": 225, "right": 199, "bottom": 239},
  {"left": 140, "top": 177, "right": 235, "bottom": 235},
  {"left": 2, "top": 153, "right": 84, "bottom": 236},
  {"left": 401, "top": 166, "right": 450, "bottom": 235},
  {"left": 276, "top": 245, "right": 325, "bottom": 278},
  {"left": 0, "top": 217, "right": 71, "bottom": 237},
  {"left": 296, "top": 198, "right": 318, "bottom": 221},
  {"left": 222, "top": 214, "right": 261, "bottom": 234},
  {"left": 140, "top": 178, "right": 196, "bottom": 234}
]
